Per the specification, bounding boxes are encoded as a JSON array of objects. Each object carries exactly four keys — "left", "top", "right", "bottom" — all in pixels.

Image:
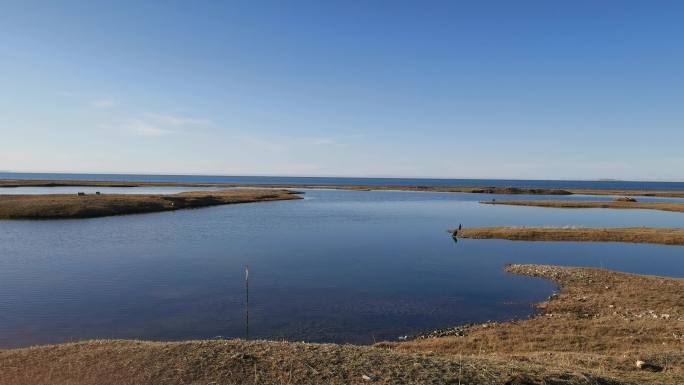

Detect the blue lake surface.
[{"left": 1, "top": 186, "right": 683, "bottom": 348}]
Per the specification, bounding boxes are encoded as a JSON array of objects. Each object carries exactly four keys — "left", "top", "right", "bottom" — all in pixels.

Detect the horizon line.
[{"left": 1, "top": 170, "right": 683, "bottom": 184}]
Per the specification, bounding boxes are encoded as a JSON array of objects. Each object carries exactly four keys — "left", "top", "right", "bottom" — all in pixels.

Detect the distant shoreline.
[
  {"left": 3, "top": 178, "right": 684, "bottom": 198},
  {"left": 3, "top": 172, "right": 684, "bottom": 184}
]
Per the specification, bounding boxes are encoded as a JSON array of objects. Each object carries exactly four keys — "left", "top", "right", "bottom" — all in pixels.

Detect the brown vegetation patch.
[
  {"left": 455, "top": 226, "right": 684, "bottom": 246},
  {"left": 0, "top": 189, "right": 301, "bottom": 219},
  {"left": 390, "top": 265, "right": 684, "bottom": 384},
  {"left": 0, "top": 339, "right": 621, "bottom": 385},
  {"left": 480, "top": 200, "right": 684, "bottom": 214},
  {"left": 568, "top": 189, "right": 684, "bottom": 198}
]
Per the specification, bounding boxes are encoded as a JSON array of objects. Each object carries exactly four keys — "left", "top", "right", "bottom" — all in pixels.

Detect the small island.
[
  {"left": 453, "top": 226, "right": 684, "bottom": 246},
  {"left": 0, "top": 189, "right": 302, "bottom": 219}
]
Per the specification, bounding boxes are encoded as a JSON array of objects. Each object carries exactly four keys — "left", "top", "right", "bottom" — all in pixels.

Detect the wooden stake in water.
[{"left": 245, "top": 265, "right": 250, "bottom": 339}]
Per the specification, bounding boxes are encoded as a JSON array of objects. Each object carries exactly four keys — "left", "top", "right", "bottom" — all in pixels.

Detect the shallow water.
[{"left": 0, "top": 189, "right": 683, "bottom": 348}]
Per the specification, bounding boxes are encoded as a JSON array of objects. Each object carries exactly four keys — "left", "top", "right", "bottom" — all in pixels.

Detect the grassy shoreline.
[
  {"left": 2, "top": 264, "right": 681, "bottom": 384},
  {"left": 0, "top": 339, "right": 617, "bottom": 385},
  {"left": 0, "top": 189, "right": 301, "bottom": 219},
  {"left": 390, "top": 264, "right": 684, "bottom": 384},
  {"left": 455, "top": 226, "right": 684, "bottom": 245},
  {"left": 481, "top": 199, "right": 684, "bottom": 213},
  {"left": 3, "top": 178, "right": 684, "bottom": 198}
]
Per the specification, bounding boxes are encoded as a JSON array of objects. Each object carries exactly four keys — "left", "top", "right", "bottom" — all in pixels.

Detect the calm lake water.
[{"left": 1, "top": 186, "right": 683, "bottom": 348}]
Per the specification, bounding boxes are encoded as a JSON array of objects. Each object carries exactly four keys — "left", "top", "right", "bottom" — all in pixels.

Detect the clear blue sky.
[{"left": 1, "top": 1, "right": 683, "bottom": 180}]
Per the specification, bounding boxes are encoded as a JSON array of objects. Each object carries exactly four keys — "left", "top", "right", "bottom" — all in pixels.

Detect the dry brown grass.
[
  {"left": 481, "top": 199, "right": 684, "bottom": 213},
  {"left": 0, "top": 189, "right": 301, "bottom": 219},
  {"left": 0, "top": 338, "right": 622, "bottom": 385},
  {"left": 390, "top": 264, "right": 684, "bottom": 384},
  {"left": 567, "top": 189, "right": 684, "bottom": 198},
  {"left": 455, "top": 227, "right": 684, "bottom": 246}
]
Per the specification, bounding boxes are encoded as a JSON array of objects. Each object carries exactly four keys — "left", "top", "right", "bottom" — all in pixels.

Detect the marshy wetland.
[{"left": 1, "top": 176, "right": 684, "bottom": 384}]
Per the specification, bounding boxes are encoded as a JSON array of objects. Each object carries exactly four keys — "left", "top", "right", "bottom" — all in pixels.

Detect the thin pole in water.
[{"left": 245, "top": 265, "right": 250, "bottom": 339}]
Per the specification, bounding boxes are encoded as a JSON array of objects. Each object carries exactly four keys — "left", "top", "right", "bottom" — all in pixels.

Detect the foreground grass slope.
[
  {"left": 0, "top": 339, "right": 620, "bottom": 385},
  {"left": 0, "top": 189, "right": 301, "bottom": 219},
  {"left": 455, "top": 226, "right": 684, "bottom": 246},
  {"left": 392, "top": 265, "right": 684, "bottom": 384}
]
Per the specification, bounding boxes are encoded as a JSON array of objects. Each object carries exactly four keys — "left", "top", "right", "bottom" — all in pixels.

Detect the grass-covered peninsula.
[
  {"left": 454, "top": 226, "right": 684, "bottom": 246},
  {"left": 390, "top": 264, "right": 684, "bottom": 385},
  {"left": 0, "top": 189, "right": 301, "bottom": 219}
]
